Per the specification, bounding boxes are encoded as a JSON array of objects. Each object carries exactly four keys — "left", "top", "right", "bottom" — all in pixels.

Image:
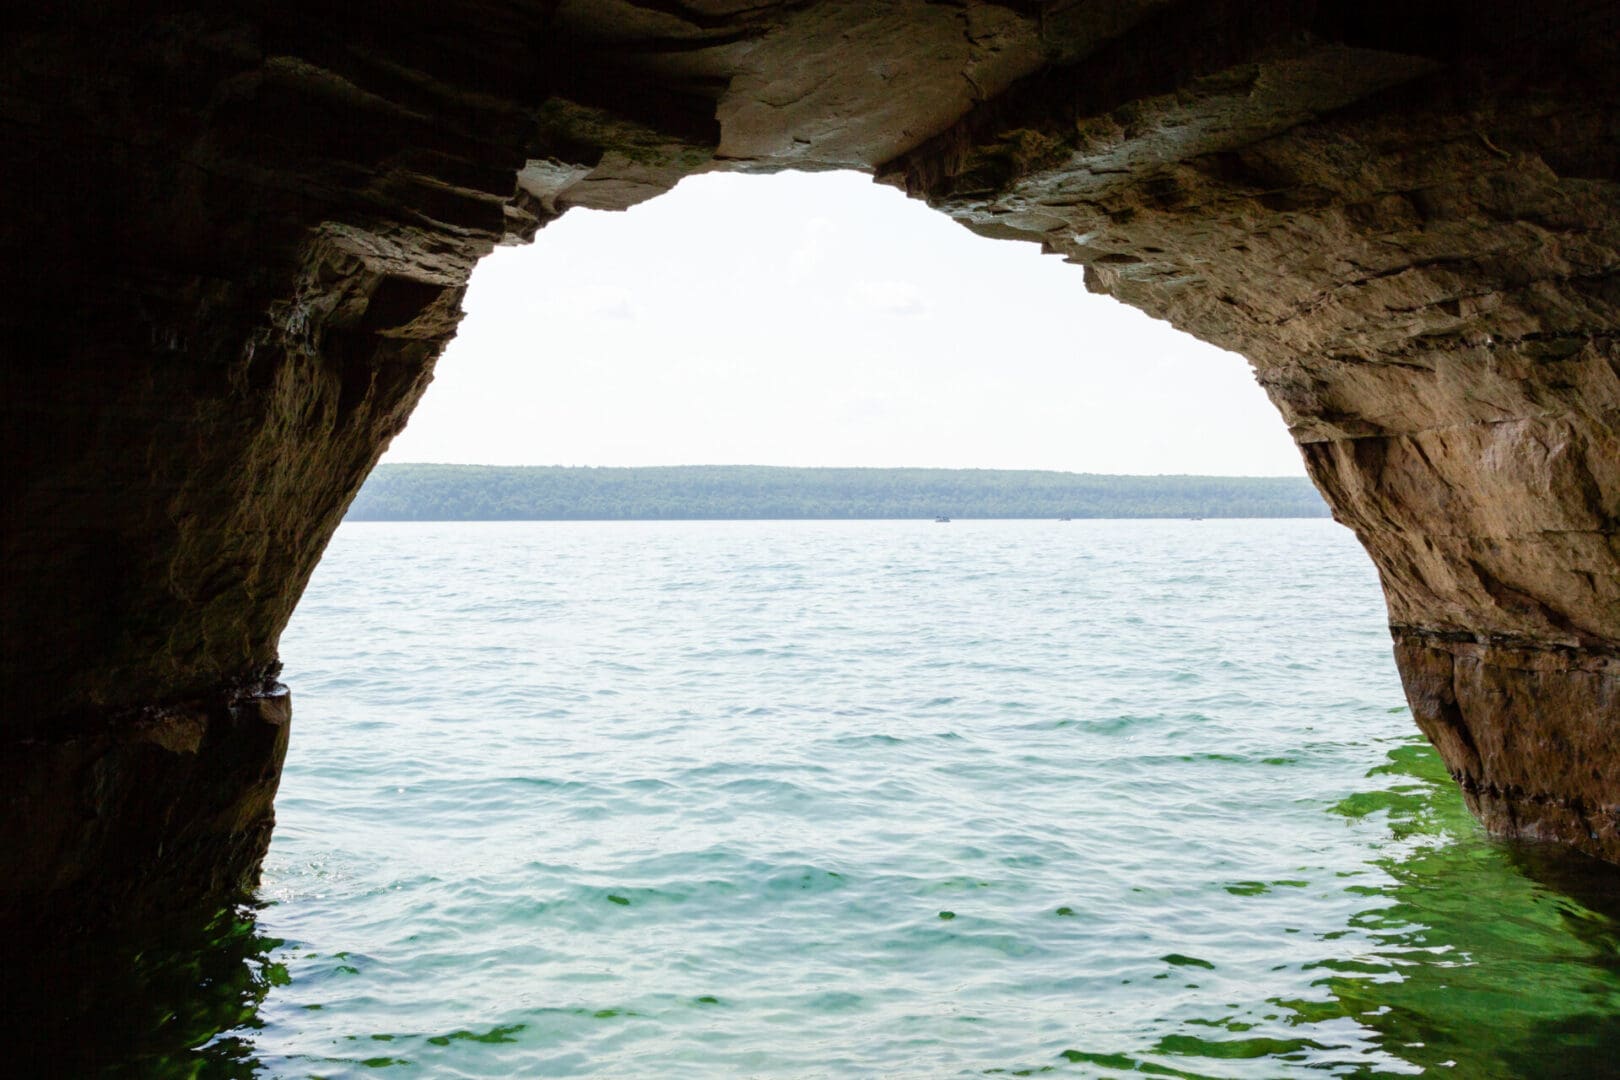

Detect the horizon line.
[{"left": 376, "top": 462, "right": 1313, "bottom": 480}]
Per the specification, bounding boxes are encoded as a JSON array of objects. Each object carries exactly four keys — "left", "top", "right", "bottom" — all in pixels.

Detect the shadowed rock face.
[{"left": 0, "top": 1, "right": 1615, "bottom": 930}]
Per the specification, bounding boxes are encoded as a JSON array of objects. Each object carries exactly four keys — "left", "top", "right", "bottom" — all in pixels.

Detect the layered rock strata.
[{"left": 1, "top": 1, "right": 1615, "bottom": 932}]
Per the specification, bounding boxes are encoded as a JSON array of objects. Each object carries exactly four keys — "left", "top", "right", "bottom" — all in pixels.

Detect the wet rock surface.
[
  {"left": 0, "top": 684, "right": 290, "bottom": 934},
  {"left": 0, "top": 0, "right": 1615, "bottom": 928},
  {"left": 1397, "top": 634, "right": 1618, "bottom": 856}
]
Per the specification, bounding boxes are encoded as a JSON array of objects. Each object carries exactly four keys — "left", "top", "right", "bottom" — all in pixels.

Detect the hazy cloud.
[
  {"left": 847, "top": 279, "right": 928, "bottom": 317},
  {"left": 554, "top": 285, "right": 638, "bottom": 321},
  {"left": 790, "top": 216, "right": 833, "bottom": 276}
]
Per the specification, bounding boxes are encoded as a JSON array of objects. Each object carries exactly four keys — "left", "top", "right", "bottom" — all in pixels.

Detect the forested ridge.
[{"left": 346, "top": 465, "right": 1328, "bottom": 520}]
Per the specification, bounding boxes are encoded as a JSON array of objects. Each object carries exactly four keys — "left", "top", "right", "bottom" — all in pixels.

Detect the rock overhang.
[{"left": 0, "top": 1, "right": 1615, "bottom": 932}]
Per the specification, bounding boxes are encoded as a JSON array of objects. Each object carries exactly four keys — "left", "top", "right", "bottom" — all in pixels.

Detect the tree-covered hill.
[{"left": 345, "top": 465, "right": 1329, "bottom": 521}]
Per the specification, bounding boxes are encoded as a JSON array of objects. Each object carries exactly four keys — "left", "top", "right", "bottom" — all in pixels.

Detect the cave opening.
[
  {"left": 236, "top": 169, "right": 1439, "bottom": 1074},
  {"left": 5, "top": 2, "right": 1618, "bottom": 1069}
]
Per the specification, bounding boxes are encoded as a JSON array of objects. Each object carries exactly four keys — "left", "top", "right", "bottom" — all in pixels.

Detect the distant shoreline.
[
  {"left": 347, "top": 464, "right": 1328, "bottom": 522},
  {"left": 338, "top": 521, "right": 1328, "bottom": 524}
]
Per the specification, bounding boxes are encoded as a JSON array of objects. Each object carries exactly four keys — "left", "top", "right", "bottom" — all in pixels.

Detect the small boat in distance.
[
  {"left": 1059, "top": 516, "right": 1072, "bottom": 522},
  {"left": 934, "top": 515, "right": 951, "bottom": 523}
]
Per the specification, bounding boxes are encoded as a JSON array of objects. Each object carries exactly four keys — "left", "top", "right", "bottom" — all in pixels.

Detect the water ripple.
[{"left": 223, "top": 520, "right": 1620, "bottom": 1077}]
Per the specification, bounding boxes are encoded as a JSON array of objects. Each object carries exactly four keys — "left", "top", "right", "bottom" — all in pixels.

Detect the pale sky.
[{"left": 383, "top": 170, "right": 1305, "bottom": 476}]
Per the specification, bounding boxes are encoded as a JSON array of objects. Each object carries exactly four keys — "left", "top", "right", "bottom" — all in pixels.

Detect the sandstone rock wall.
[
  {"left": 1, "top": 1, "right": 1615, "bottom": 931},
  {"left": 877, "top": 3, "right": 1620, "bottom": 854}
]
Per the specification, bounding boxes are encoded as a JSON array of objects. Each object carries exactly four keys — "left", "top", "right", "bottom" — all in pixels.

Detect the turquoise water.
[{"left": 70, "top": 520, "right": 1620, "bottom": 1075}]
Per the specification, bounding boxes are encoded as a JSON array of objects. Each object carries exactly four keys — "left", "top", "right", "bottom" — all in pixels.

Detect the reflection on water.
[
  {"left": 1011, "top": 739, "right": 1620, "bottom": 1078},
  {"left": 1315, "top": 742, "right": 1620, "bottom": 1078},
  {"left": 14, "top": 740, "right": 1617, "bottom": 1076},
  {"left": 4, "top": 900, "right": 282, "bottom": 1078}
]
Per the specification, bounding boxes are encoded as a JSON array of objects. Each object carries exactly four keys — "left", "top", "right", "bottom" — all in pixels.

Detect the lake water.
[{"left": 81, "top": 520, "right": 1620, "bottom": 1075}]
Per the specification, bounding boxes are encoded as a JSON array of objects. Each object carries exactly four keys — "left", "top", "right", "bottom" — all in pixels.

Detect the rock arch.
[{"left": 1, "top": 1, "right": 1615, "bottom": 933}]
